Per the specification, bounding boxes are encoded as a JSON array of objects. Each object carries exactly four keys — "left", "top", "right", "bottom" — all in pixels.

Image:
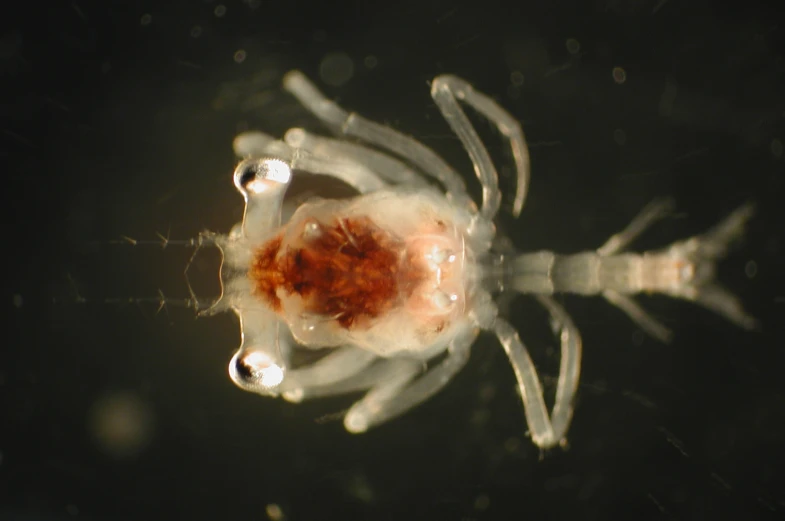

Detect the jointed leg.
[
  {"left": 430, "top": 77, "right": 501, "bottom": 220},
  {"left": 597, "top": 198, "right": 675, "bottom": 256},
  {"left": 276, "top": 346, "right": 378, "bottom": 397},
  {"left": 344, "top": 328, "right": 477, "bottom": 432},
  {"left": 343, "top": 358, "right": 423, "bottom": 433},
  {"left": 282, "top": 71, "right": 473, "bottom": 210},
  {"left": 283, "top": 127, "right": 429, "bottom": 188},
  {"left": 431, "top": 75, "right": 531, "bottom": 218},
  {"left": 493, "top": 296, "right": 582, "bottom": 449},
  {"left": 233, "top": 130, "right": 388, "bottom": 194},
  {"left": 602, "top": 290, "right": 673, "bottom": 343},
  {"left": 597, "top": 198, "right": 675, "bottom": 341},
  {"left": 281, "top": 358, "right": 397, "bottom": 403}
]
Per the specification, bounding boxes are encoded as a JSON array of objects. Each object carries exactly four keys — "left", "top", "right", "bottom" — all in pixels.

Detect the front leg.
[{"left": 281, "top": 70, "right": 473, "bottom": 210}]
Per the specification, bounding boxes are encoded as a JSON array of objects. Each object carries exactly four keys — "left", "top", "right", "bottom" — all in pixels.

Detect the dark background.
[{"left": 3, "top": 0, "right": 784, "bottom": 520}]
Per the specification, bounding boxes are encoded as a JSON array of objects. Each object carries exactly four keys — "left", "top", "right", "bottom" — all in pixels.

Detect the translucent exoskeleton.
[{"left": 203, "top": 70, "right": 757, "bottom": 449}]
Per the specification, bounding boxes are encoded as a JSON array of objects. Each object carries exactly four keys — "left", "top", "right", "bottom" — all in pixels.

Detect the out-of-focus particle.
[
  {"left": 771, "top": 138, "right": 783, "bottom": 159},
  {"left": 566, "top": 38, "right": 581, "bottom": 55},
  {"left": 745, "top": 260, "right": 757, "bottom": 278},
  {"left": 88, "top": 391, "right": 155, "bottom": 460},
  {"left": 319, "top": 52, "right": 354, "bottom": 87},
  {"left": 140, "top": 14, "right": 152, "bottom": 26},
  {"left": 214, "top": 4, "right": 227, "bottom": 17},
  {"left": 364, "top": 55, "right": 378, "bottom": 69},
  {"left": 234, "top": 49, "right": 247, "bottom": 64},
  {"left": 266, "top": 503, "right": 285, "bottom": 521},
  {"left": 612, "top": 66, "right": 627, "bottom": 84},
  {"left": 504, "top": 436, "right": 521, "bottom": 453}
]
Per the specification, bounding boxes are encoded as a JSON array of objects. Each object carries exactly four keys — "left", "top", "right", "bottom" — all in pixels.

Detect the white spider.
[{"left": 203, "top": 70, "right": 756, "bottom": 449}]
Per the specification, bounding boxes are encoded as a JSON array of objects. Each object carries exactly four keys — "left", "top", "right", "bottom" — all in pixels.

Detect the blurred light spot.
[
  {"left": 613, "top": 128, "right": 627, "bottom": 145},
  {"left": 12, "top": 294, "right": 22, "bottom": 308},
  {"left": 88, "top": 391, "right": 154, "bottom": 460},
  {"left": 319, "top": 52, "right": 354, "bottom": 87},
  {"left": 612, "top": 66, "right": 627, "bottom": 84},
  {"left": 510, "top": 70, "right": 524, "bottom": 86},
  {"left": 214, "top": 4, "right": 227, "bottom": 17},
  {"left": 346, "top": 472, "right": 375, "bottom": 503},
  {"left": 190, "top": 25, "right": 202, "bottom": 38},
  {"left": 566, "top": 38, "right": 581, "bottom": 54},
  {"left": 478, "top": 382, "right": 496, "bottom": 402},
  {"left": 363, "top": 55, "right": 378, "bottom": 69},
  {"left": 771, "top": 138, "right": 783, "bottom": 159},
  {"left": 504, "top": 436, "right": 521, "bottom": 453},
  {"left": 66, "top": 505, "right": 79, "bottom": 516},
  {"left": 266, "top": 503, "right": 285, "bottom": 521},
  {"left": 745, "top": 260, "right": 757, "bottom": 278},
  {"left": 474, "top": 494, "right": 490, "bottom": 511},
  {"left": 234, "top": 49, "right": 247, "bottom": 64},
  {"left": 140, "top": 14, "right": 152, "bottom": 26},
  {"left": 471, "top": 408, "right": 490, "bottom": 426}
]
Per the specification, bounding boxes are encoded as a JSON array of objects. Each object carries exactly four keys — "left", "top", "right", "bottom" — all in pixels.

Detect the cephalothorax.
[{"left": 205, "top": 71, "right": 756, "bottom": 448}]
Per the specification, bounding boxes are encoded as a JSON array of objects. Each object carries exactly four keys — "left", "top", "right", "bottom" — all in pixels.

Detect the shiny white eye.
[
  {"left": 432, "top": 290, "right": 458, "bottom": 310},
  {"left": 303, "top": 220, "right": 322, "bottom": 240},
  {"left": 234, "top": 158, "right": 292, "bottom": 195},
  {"left": 230, "top": 350, "right": 285, "bottom": 391}
]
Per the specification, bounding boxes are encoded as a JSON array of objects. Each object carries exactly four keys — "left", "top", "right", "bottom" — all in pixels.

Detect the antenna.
[{"left": 63, "top": 229, "right": 223, "bottom": 316}]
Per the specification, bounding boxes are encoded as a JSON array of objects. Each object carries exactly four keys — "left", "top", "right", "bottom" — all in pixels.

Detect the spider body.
[{"left": 205, "top": 71, "right": 755, "bottom": 447}]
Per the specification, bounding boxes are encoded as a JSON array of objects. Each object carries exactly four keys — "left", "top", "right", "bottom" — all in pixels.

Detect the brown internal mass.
[{"left": 249, "top": 216, "right": 428, "bottom": 329}]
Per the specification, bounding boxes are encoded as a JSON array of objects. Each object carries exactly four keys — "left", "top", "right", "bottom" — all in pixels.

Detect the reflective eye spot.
[
  {"left": 303, "top": 220, "right": 322, "bottom": 240},
  {"left": 234, "top": 351, "right": 284, "bottom": 388},
  {"left": 429, "top": 247, "right": 447, "bottom": 264},
  {"left": 432, "top": 291, "right": 456, "bottom": 310}
]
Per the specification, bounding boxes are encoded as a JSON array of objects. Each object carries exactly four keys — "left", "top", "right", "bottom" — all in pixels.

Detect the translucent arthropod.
[{"left": 203, "top": 70, "right": 756, "bottom": 449}]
